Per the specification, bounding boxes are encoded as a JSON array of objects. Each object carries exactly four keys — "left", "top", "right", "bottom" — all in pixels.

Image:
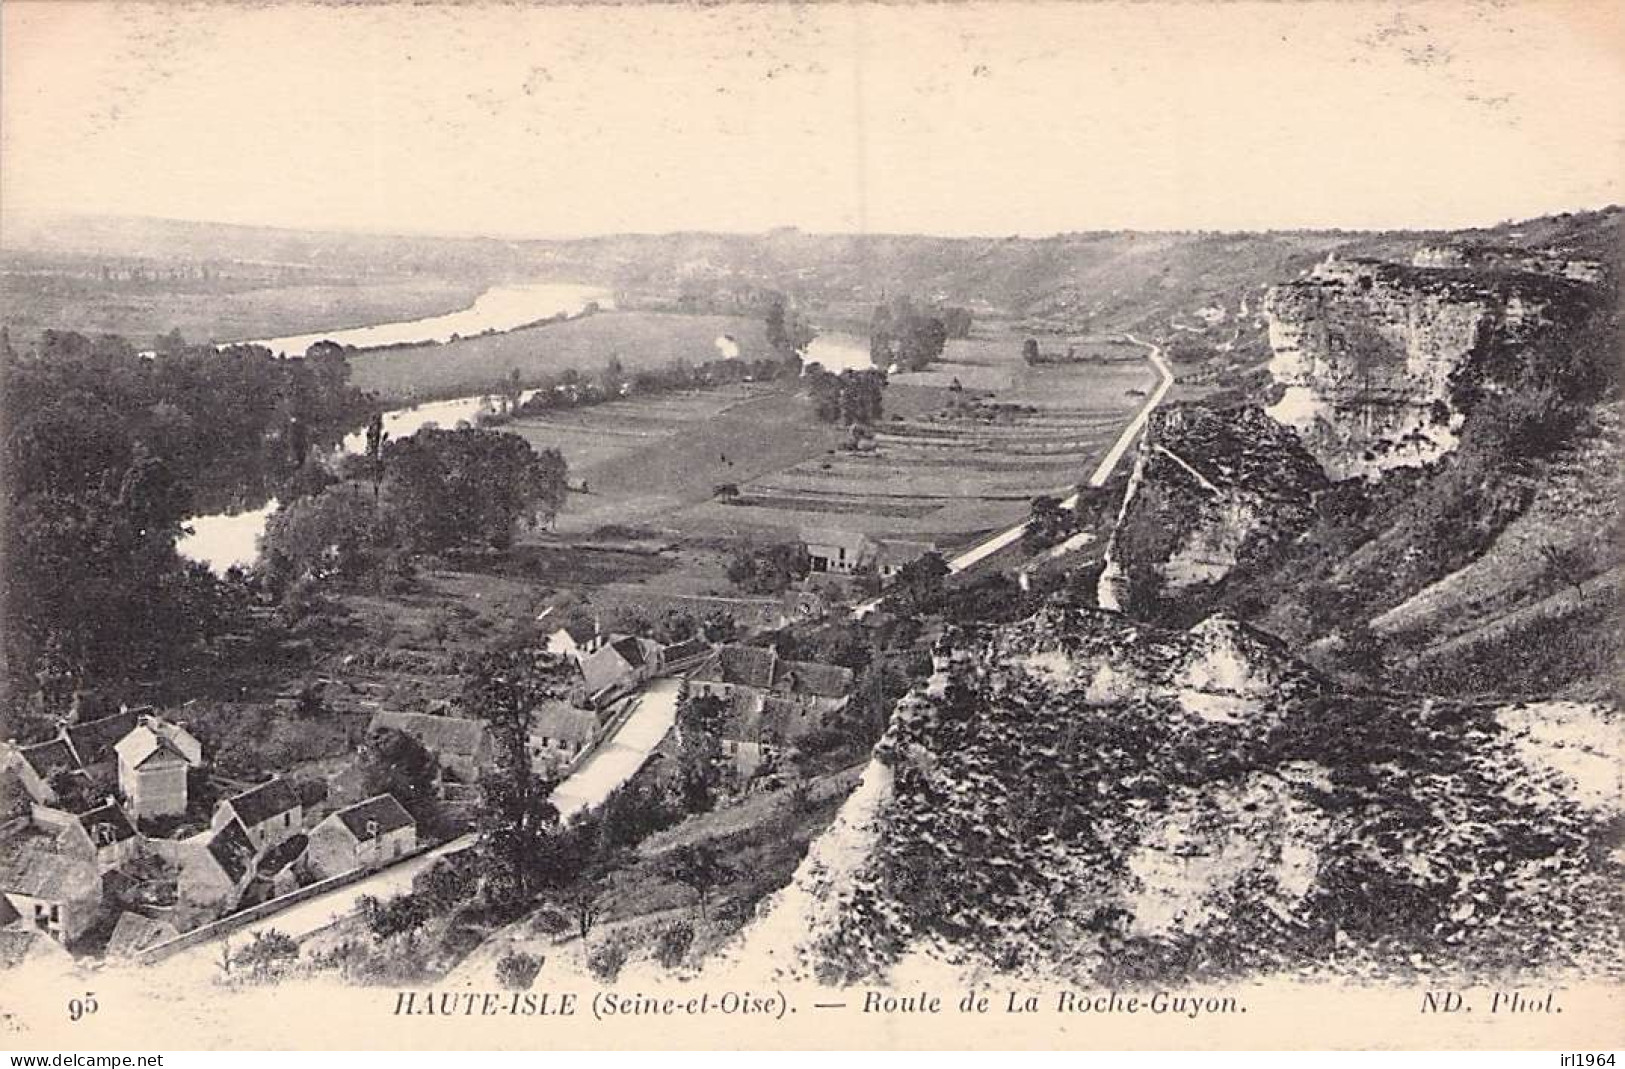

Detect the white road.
[
  {"left": 852, "top": 336, "right": 1172, "bottom": 617},
  {"left": 548, "top": 676, "right": 681, "bottom": 820},
  {"left": 153, "top": 676, "right": 682, "bottom": 969}
]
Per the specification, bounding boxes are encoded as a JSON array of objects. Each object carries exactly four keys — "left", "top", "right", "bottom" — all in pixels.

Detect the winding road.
[{"left": 852, "top": 335, "right": 1173, "bottom": 617}]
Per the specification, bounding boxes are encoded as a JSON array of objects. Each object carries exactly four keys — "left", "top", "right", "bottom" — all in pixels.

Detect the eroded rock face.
[
  {"left": 1097, "top": 404, "right": 1327, "bottom": 615},
  {"left": 803, "top": 603, "right": 1622, "bottom": 985},
  {"left": 1263, "top": 257, "right": 1573, "bottom": 480}
]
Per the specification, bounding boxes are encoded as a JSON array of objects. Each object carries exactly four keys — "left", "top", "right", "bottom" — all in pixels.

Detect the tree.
[
  {"left": 667, "top": 843, "right": 730, "bottom": 921},
  {"left": 1538, "top": 542, "right": 1590, "bottom": 596},
  {"left": 763, "top": 292, "right": 815, "bottom": 358},
  {"left": 463, "top": 647, "right": 572, "bottom": 902},
  {"left": 888, "top": 551, "right": 950, "bottom": 613},
  {"left": 1023, "top": 495, "right": 1074, "bottom": 550},
  {"left": 725, "top": 542, "right": 811, "bottom": 594},
  {"left": 360, "top": 892, "right": 431, "bottom": 940},
  {"left": 259, "top": 482, "right": 400, "bottom": 592},
  {"left": 413, "top": 857, "right": 478, "bottom": 912},
  {"left": 358, "top": 726, "right": 440, "bottom": 821},
  {"left": 563, "top": 882, "right": 601, "bottom": 944},
  {"left": 676, "top": 693, "right": 727, "bottom": 813},
  {"left": 1022, "top": 338, "right": 1042, "bottom": 365},
  {"left": 382, "top": 427, "right": 568, "bottom": 553}
]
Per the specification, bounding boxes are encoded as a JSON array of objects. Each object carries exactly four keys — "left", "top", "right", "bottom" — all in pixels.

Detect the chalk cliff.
[{"left": 1263, "top": 256, "right": 1589, "bottom": 480}]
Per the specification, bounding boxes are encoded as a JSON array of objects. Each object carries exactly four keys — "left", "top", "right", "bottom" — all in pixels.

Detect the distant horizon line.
[{"left": 5, "top": 203, "right": 1621, "bottom": 247}]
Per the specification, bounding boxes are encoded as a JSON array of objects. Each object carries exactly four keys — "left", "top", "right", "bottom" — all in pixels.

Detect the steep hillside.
[
  {"left": 1095, "top": 209, "right": 1619, "bottom": 696},
  {"left": 777, "top": 606, "right": 1622, "bottom": 986}
]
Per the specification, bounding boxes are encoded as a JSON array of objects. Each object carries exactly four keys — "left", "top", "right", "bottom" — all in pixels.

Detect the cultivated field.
[
  {"left": 683, "top": 338, "right": 1153, "bottom": 542},
  {"left": 503, "top": 383, "right": 850, "bottom": 536},
  {"left": 347, "top": 311, "right": 773, "bottom": 401}
]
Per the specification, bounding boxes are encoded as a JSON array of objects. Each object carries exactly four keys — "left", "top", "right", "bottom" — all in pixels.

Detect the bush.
[
  {"left": 496, "top": 950, "right": 544, "bottom": 990},
  {"left": 531, "top": 907, "right": 572, "bottom": 936},
  {"left": 587, "top": 938, "right": 630, "bottom": 983},
  {"left": 654, "top": 922, "right": 695, "bottom": 969}
]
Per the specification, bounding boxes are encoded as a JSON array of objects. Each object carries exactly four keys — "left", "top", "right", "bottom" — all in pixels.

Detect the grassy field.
[
  {"left": 504, "top": 382, "right": 852, "bottom": 537},
  {"left": 0, "top": 265, "right": 486, "bottom": 350},
  {"left": 347, "top": 311, "right": 773, "bottom": 401}
]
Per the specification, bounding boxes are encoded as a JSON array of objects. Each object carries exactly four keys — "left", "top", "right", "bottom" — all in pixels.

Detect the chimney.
[{"left": 365, "top": 819, "right": 379, "bottom": 840}]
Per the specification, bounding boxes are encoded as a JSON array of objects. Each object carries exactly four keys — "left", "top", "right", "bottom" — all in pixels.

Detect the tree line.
[{"left": 0, "top": 329, "right": 376, "bottom": 726}]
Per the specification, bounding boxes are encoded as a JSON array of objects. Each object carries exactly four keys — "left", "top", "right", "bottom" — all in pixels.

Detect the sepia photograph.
[{"left": 0, "top": 0, "right": 1620, "bottom": 1054}]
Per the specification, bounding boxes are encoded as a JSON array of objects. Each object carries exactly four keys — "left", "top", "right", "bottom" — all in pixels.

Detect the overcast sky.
[{"left": 4, "top": 1, "right": 1621, "bottom": 238}]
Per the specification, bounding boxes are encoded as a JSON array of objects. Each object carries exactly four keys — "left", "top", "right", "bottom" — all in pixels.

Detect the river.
[
  {"left": 802, "top": 331, "right": 874, "bottom": 373},
  {"left": 233, "top": 281, "right": 614, "bottom": 356},
  {"left": 178, "top": 281, "right": 612, "bottom": 574}
]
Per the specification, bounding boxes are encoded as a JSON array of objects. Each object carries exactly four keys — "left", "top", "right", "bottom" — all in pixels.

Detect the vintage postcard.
[{"left": 0, "top": 0, "right": 1620, "bottom": 1053}]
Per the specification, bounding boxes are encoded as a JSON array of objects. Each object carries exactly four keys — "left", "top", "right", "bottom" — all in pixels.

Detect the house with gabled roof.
[
  {"left": 687, "top": 644, "right": 853, "bottom": 715},
  {"left": 105, "top": 910, "right": 180, "bottom": 959},
  {"left": 62, "top": 709, "right": 140, "bottom": 772},
  {"left": 801, "top": 527, "right": 874, "bottom": 575},
  {"left": 0, "top": 923, "right": 76, "bottom": 971},
  {"left": 305, "top": 794, "right": 417, "bottom": 879},
  {"left": 659, "top": 636, "right": 712, "bottom": 673},
  {"left": 716, "top": 693, "right": 825, "bottom": 780},
  {"left": 528, "top": 701, "right": 603, "bottom": 775},
  {"left": 56, "top": 801, "right": 139, "bottom": 873},
  {"left": 579, "top": 635, "right": 661, "bottom": 698},
  {"left": 0, "top": 846, "right": 104, "bottom": 944},
  {"left": 5, "top": 739, "right": 79, "bottom": 807},
  {"left": 253, "top": 832, "right": 309, "bottom": 899},
  {"left": 114, "top": 716, "right": 204, "bottom": 821},
  {"left": 178, "top": 818, "right": 256, "bottom": 918},
  {"left": 873, "top": 538, "right": 938, "bottom": 581},
  {"left": 212, "top": 777, "right": 302, "bottom": 852},
  {"left": 367, "top": 710, "right": 492, "bottom": 783},
  {"left": 545, "top": 619, "right": 606, "bottom": 663}
]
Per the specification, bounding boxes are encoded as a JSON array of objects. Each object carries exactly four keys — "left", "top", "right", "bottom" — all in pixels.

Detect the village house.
[
  {"left": 56, "top": 801, "right": 140, "bottom": 873},
  {"left": 528, "top": 700, "right": 603, "bottom": 775},
  {"left": 715, "top": 693, "right": 825, "bottom": 780},
  {"left": 802, "top": 527, "right": 872, "bottom": 575},
  {"left": 687, "top": 644, "right": 854, "bottom": 715},
  {"left": 62, "top": 709, "right": 140, "bottom": 776},
  {"left": 875, "top": 538, "right": 938, "bottom": 581},
  {"left": 305, "top": 794, "right": 417, "bottom": 880},
  {"left": 0, "top": 917, "right": 77, "bottom": 971},
  {"left": 659, "top": 636, "right": 712, "bottom": 674},
  {"left": 367, "top": 710, "right": 492, "bottom": 783},
  {"left": 800, "top": 527, "right": 937, "bottom": 582},
  {"left": 178, "top": 818, "right": 257, "bottom": 919},
  {"left": 4, "top": 739, "right": 79, "bottom": 807},
  {"left": 114, "top": 715, "right": 204, "bottom": 821},
  {"left": 252, "top": 833, "right": 310, "bottom": 899},
  {"left": 105, "top": 910, "right": 180, "bottom": 959},
  {"left": 545, "top": 620, "right": 606, "bottom": 663},
  {"left": 578, "top": 635, "right": 661, "bottom": 699},
  {"left": 0, "top": 847, "right": 104, "bottom": 944},
  {"left": 212, "top": 777, "right": 303, "bottom": 852}
]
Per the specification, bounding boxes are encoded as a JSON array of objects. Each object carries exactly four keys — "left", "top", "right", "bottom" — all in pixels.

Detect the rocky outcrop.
[
  {"left": 798, "top": 603, "right": 1623, "bottom": 985},
  {"left": 1263, "top": 256, "right": 1588, "bottom": 480},
  {"left": 1097, "top": 404, "right": 1327, "bottom": 615}
]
